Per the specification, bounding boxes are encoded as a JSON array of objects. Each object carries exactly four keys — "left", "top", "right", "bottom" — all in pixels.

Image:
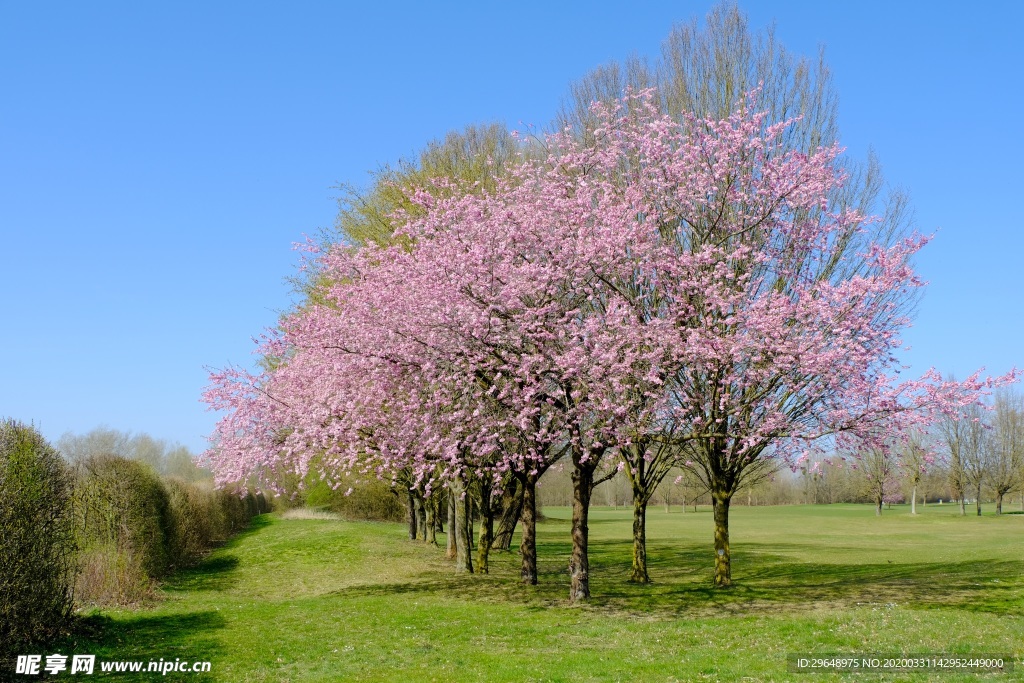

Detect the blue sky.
[{"left": 2, "top": 1, "right": 1021, "bottom": 454}]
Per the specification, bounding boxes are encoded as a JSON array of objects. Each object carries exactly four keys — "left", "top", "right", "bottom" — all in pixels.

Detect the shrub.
[
  {"left": 164, "top": 477, "right": 214, "bottom": 567},
  {"left": 73, "top": 455, "right": 172, "bottom": 605},
  {"left": 0, "top": 420, "right": 77, "bottom": 659},
  {"left": 158, "top": 478, "right": 267, "bottom": 571},
  {"left": 217, "top": 489, "right": 251, "bottom": 536},
  {"left": 304, "top": 475, "right": 404, "bottom": 521}
]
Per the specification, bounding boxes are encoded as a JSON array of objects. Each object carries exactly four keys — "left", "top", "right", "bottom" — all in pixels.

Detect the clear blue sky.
[{"left": 2, "top": 1, "right": 1021, "bottom": 454}]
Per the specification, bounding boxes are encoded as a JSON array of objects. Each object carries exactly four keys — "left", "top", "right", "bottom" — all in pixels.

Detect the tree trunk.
[
  {"left": 476, "top": 482, "right": 493, "bottom": 574},
  {"left": 569, "top": 461, "right": 594, "bottom": 602},
  {"left": 875, "top": 494, "right": 882, "bottom": 516},
  {"left": 630, "top": 492, "right": 649, "bottom": 583},
  {"left": 911, "top": 485, "right": 917, "bottom": 515},
  {"left": 414, "top": 493, "right": 427, "bottom": 539},
  {"left": 520, "top": 475, "right": 538, "bottom": 585},
  {"left": 995, "top": 491, "right": 1003, "bottom": 516},
  {"left": 468, "top": 495, "right": 475, "bottom": 549},
  {"left": 407, "top": 489, "right": 417, "bottom": 540},
  {"left": 450, "top": 478, "right": 473, "bottom": 573},
  {"left": 493, "top": 480, "right": 524, "bottom": 551},
  {"left": 712, "top": 490, "right": 732, "bottom": 587},
  {"left": 446, "top": 488, "right": 457, "bottom": 559},
  {"left": 424, "top": 494, "right": 437, "bottom": 546},
  {"left": 976, "top": 482, "right": 982, "bottom": 516}
]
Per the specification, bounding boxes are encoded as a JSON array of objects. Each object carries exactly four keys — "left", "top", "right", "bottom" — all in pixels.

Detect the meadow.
[{"left": 57, "top": 504, "right": 1023, "bottom": 682}]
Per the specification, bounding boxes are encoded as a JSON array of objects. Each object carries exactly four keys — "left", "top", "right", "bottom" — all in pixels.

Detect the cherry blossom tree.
[{"left": 203, "top": 88, "right": 1015, "bottom": 601}]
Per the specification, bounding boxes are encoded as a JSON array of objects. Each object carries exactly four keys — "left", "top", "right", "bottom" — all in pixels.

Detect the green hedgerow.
[{"left": 0, "top": 419, "right": 77, "bottom": 659}]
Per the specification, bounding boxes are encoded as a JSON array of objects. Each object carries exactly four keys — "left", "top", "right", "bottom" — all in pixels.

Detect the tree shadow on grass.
[
  {"left": 2, "top": 518, "right": 274, "bottom": 681},
  {"left": 36, "top": 611, "right": 227, "bottom": 682},
  {"left": 162, "top": 515, "right": 273, "bottom": 594},
  {"left": 592, "top": 538, "right": 1024, "bottom": 617},
  {"left": 219, "top": 514, "right": 273, "bottom": 549},
  {"left": 163, "top": 556, "right": 241, "bottom": 593},
  {"left": 322, "top": 535, "right": 1024, "bottom": 619}
]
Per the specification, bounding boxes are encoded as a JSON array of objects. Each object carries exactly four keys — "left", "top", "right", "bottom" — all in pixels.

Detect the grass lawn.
[{"left": 48, "top": 503, "right": 1023, "bottom": 682}]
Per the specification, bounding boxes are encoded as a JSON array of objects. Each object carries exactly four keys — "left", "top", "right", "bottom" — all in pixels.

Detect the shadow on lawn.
[
  {"left": 44, "top": 611, "right": 226, "bottom": 681},
  {"left": 327, "top": 535, "right": 1023, "bottom": 618},
  {"left": 34, "top": 520, "right": 278, "bottom": 680},
  {"left": 162, "top": 515, "right": 273, "bottom": 593}
]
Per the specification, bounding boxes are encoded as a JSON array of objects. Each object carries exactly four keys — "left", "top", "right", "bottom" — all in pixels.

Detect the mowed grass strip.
[{"left": 59, "top": 504, "right": 1023, "bottom": 682}]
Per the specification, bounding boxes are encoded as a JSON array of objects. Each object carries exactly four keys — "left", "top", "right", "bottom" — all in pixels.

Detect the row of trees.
[
  {"left": 939, "top": 389, "right": 1024, "bottom": 515},
  {"left": 536, "top": 452, "right": 1024, "bottom": 512},
  {"left": 203, "top": 5, "right": 1014, "bottom": 600},
  {"left": 56, "top": 426, "right": 211, "bottom": 481}
]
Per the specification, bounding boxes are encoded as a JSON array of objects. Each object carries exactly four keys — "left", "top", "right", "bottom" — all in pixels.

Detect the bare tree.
[
  {"left": 938, "top": 382, "right": 971, "bottom": 516},
  {"left": 57, "top": 427, "right": 209, "bottom": 481},
  {"left": 331, "top": 122, "right": 522, "bottom": 250},
  {"left": 961, "top": 403, "right": 987, "bottom": 516},
  {"left": 985, "top": 389, "right": 1024, "bottom": 515},
  {"left": 57, "top": 426, "right": 131, "bottom": 463},
  {"left": 859, "top": 444, "right": 902, "bottom": 516},
  {"left": 901, "top": 432, "right": 929, "bottom": 514}
]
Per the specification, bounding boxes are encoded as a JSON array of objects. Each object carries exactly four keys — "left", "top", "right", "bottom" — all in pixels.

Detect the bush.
[
  {"left": 164, "top": 477, "right": 214, "bottom": 567},
  {"left": 217, "top": 488, "right": 251, "bottom": 536},
  {"left": 118, "top": 476, "right": 266, "bottom": 578},
  {"left": 256, "top": 491, "right": 271, "bottom": 514},
  {"left": 73, "top": 455, "right": 172, "bottom": 605},
  {"left": 0, "top": 420, "right": 77, "bottom": 658},
  {"left": 304, "top": 475, "right": 405, "bottom": 521}
]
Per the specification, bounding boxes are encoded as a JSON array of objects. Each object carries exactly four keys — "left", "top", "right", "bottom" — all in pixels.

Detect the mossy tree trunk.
[
  {"left": 414, "top": 493, "right": 427, "bottom": 539},
  {"left": 446, "top": 487, "right": 456, "bottom": 559},
  {"left": 626, "top": 446, "right": 652, "bottom": 584},
  {"left": 519, "top": 473, "right": 538, "bottom": 584},
  {"left": 424, "top": 493, "right": 437, "bottom": 546},
  {"left": 492, "top": 477, "right": 524, "bottom": 551},
  {"left": 467, "top": 495, "right": 474, "bottom": 549},
  {"left": 434, "top": 493, "right": 445, "bottom": 534},
  {"left": 712, "top": 489, "right": 732, "bottom": 587},
  {"left": 630, "top": 492, "right": 649, "bottom": 583},
  {"left": 476, "top": 480, "right": 494, "bottom": 574},
  {"left": 450, "top": 477, "right": 473, "bottom": 573},
  {"left": 621, "top": 438, "right": 675, "bottom": 585},
  {"left": 569, "top": 450, "right": 597, "bottom": 602},
  {"left": 406, "top": 489, "right": 417, "bottom": 540}
]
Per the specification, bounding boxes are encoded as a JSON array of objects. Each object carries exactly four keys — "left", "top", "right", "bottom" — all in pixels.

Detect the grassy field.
[{"left": 49, "top": 503, "right": 1023, "bottom": 682}]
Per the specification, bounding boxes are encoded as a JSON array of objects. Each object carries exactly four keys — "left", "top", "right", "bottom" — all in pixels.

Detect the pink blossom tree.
[{"left": 203, "top": 88, "right": 1015, "bottom": 600}]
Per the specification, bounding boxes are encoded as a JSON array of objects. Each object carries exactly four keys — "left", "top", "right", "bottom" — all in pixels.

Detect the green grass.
[{"left": 40, "top": 504, "right": 1024, "bottom": 682}]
